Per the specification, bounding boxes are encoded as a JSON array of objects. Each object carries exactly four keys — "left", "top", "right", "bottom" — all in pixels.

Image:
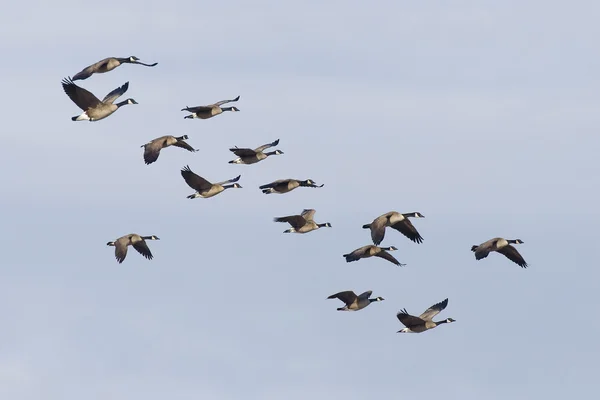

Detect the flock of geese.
[{"left": 60, "top": 55, "right": 530, "bottom": 334}]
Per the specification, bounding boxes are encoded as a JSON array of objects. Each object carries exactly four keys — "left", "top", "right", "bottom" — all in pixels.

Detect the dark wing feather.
[
  {"left": 102, "top": 81, "right": 129, "bottom": 104},
  {"left": 390, "top": 219, "right": 424, "bottom": 243},
  {"left": 327, "top": 291, "right": 358, "bottom": 305},
  {"left": 418, "top": 298, "right": 448, "bottom": 321},
  {"left": 369, "top": 217, "right": 387, "bottom": 245},
  {"left": 180, "top": 165, "right": 213, "bottom": 191},
  {"left": 497, "top": 245, "right": 528, "bottom": 268},
  {"left": 375, "top": 250, "right": 402, "bottom": 266},
  {"left": 143, "top": 146, "right": 161, "bottom": 165},
  {"left": 273, "top": 215, "right": 306, "bottom": 229},
  {"left": 230, "top": 147, "right": 257, "bottom": 157},
  {"left": 182, "top": 105, "right": 212, "bottom": 113},
  {"left": 61, "top": 77, "right": 102, "bottom": 110},
  {"left": 396, "top": 309, "right": 426, "bottom": 328},
  {"left": 172, "top": 140, "right": 197, "bottom": 152},
  {"left": 132, "top": 241, "right": 153, "bottom": 260}
]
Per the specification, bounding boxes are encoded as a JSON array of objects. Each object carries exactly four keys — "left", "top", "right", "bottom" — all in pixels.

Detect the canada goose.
[
  {"left": 363, "top": 211, "right": 425, "bottom": 245},
  {"left": 327, "top": 290, "right": 384, "bottom": 311},
  {"left": 61, "top": 77, "right": 137, "bottom": 121},
  {"left": 180, "top": 165, "right": 242, "bottom": 199},
  {"left": 181, "top": 96, "right": 240, "bottom": 119},
  {"left": 228, "top": 139, "right": 283, "bottom": 165},
  {"left": 396, "top": 298, "right": 455, "bottom": 333},
  {"left": 141, "top": 135, "right": 198, "bottom": 165},
  {"left": 273, "top": 209, "right": 332, "bottom": 233},
  {"left": 72, "top": 56, "right": 158, "bottom": 81},
  {"left": 471, "top": 237, "right": 528, "bottom": 268},
  {"left": 259, "top": 179, "right": 324, "bottom": 194},
  {"left": 343, "top": 245, "right": 405, "bottom": 266},
  {"left": 106, "top": 234, "right": 160, "bottom": 264}
]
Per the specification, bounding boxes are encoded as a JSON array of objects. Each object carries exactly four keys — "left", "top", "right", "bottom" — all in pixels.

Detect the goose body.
[
  {"left": 62, "top": 77, "right": 137, "bottom": 121},
  {"left": 273, "top": 209, "right": 332, "bottom": 233},
  {"left": 142, "top": 135, "right": 198, "bottom": 165},
  {"left": 72, "top": 56, "right": 158, "bottom": 81},
  {"left": 229, "top": 139, "right": 283, "bottom": 165},
  {"left": 343, "top": 245, "right": 404, "bottom": 266},
  {"left": 181, "top": 165, "right": 242, "bottom": 199},
  {"left": 182, "top": 96, "right": 240, "bottom": 119},
  {"left": 363, "top": 211, "right": 425, "bottom": 245},
  {"left": 471, "top": 237, "right": 528, "bottom": 268},
  {"left": 327, "top": 290, "right": 384, "bottom": 311},
  {"left": 106, "top": 234, "right": 160, "bottom": 264},
  {"left": 259, "top": 178, "right": 323, "bottom": 194},
  {"left": 397, "top": 298, "right": 455, "bottom": 333}
]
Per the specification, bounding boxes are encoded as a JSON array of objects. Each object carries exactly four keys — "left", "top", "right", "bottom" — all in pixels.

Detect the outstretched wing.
[
  {"left": 273, "top": 215, "right": 306, "bottom": 229},
  {"left": 390, "top": 219, "right": 424, "bottom": 243},
  {"left": 396, "top": 309, "right": 425, "bottom": 328},
  {"left": 300, "top": 209, "right": 316, "bottom": 221},
  {"left": 375, "top": 250, "right": 402, "bottom": 266},
  {"left": 497, "top": 245, "right": 528, "bottom": 268},
  {"left": 214, "top": 95, "right": 240, "bottom": 106},
  {"left": 229, "top": 147, "right": 257, "bottom": 157},
  {"left": 254, "top": 139, "right": 280, "bottom": 153},
  {"left": 172, "top": 140, "right": 197, "bottom": 152},
  {"left": 327, "top": 291, "right": 358, "bottom": 305},
  {"left": 180, "top": 165, "right": 213, "bottom": 191},
  {"left": 368, "top": 216, "right": 387, "bottom": 245},
  {"left": 102, "top": 81, "right": 129, "bottom": 104},
  {"left": 259, "top": 179, "right": 288, "bottom": 189},
  {"left": 61, "top": 77, "right": 102, "bottom": 110},
  {"left": 357, "top": 290, "right": 373, "bottom": 300},
  {"left": 418, "top": 298, "right": 448, "bottom": 321},
  {"left": 132, "top": 240, "right": 153, "bottom": 260}
]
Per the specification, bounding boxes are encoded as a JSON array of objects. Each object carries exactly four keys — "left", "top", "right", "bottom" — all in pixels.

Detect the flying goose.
[
  {"left": 273, "top": 209, "right": 332, "bottom": 233},
  {"left": 181, "top": 165, "right": 242, "bottom": 199},
  {"left": 106, "top": 234, "right": 160, "bottom": 264},
  {"left": 343, "top": 245, "right": 405, "bottom": 266},
  {"left": 228, "top": 139, "right": 283, "bottom": 165},
  {"left": 61, "top": 77, "right": 137, "bottom": 121},
  {"left": 327, "top": 290, "right": 384, "bottom": 311},
  {"left": 181, "top": 96, "right": 240, "bottom": 119},
  {"left": 363, "top": 211, "right": 425, "bottom": 245},
  {"left": 142, "top": 135, "right": 198, "bottom": 165},
  {"left": 259, "top": 179, "right": 324, "bottom": 194},
  {"left": 72, "top": 56, "right": 158, "bottom": 81},
  {"left": 471, "top": 237, "right": 528, "bottom": 268},
  {"left": 396, "top": 298, "right": 455, "bottom": 333}
]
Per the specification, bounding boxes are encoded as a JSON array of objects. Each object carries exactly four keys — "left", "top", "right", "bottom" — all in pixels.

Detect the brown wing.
[
  {"left": 327, "top": 291, "right": 358, "bottom": 305},
  {"left": 273, "top": 215, "right": 306, "bottom": 229},
  {"left": 61, "top": 77, "right": 102, "bottom": 110},
  {"left": 497, "top": 245, "right": 528, "bottom": 268},
  {"left": 418, "top": 298, "right": 448, "bottom": 321},
  {"left": 375, "top": 250, "right": 402, "bottom": 266},
  {"left": 182, "top": 105, "right": 213, "bottom": 113},
  {"left": 230, "top": 147, "right": 257, "bottom": 157},
  {"left": 72, "top": 57, "right": 111, "bottom": 80},
  {"left": 132, "top": 241, "right": 153, "bottom": 260},
  {"left": 143, "top": 143, "right": 161, "bottom": 165},
  {"left": 368, "top": 216, "right": 387, "bottom": 245},
  {"left": 102, "top": 81, "right": 129, "bottom": 104},
  {"left": 180, "top": 165, "right": 213, "bottom": 191},
  {"left": 172, "top": 140, "right": 197, "bottom": 152},
  {"left": 396, "top": 309, "right": 426, "bottom": 328},
  {"left": 390, "top": 219, "right": 424, "bottom": 243}
]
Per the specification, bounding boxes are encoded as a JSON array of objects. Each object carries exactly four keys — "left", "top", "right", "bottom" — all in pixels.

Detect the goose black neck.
[
  {"left": 318, "top": 223, "right": 330, "bottom": 228},
  {"left": 434, "top": 319, "right": 448, "bottom": 325},
  {"left": 116, "top": 100, "right": 129, "bottom": 108}
]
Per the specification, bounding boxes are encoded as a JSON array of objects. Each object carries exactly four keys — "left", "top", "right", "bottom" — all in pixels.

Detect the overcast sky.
[{"left": 2, "top": 1, "right": 599, "bottom": 399}]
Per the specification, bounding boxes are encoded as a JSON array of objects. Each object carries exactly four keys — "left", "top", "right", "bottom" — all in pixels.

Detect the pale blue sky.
[{"left": 2, "top": 1, "right": 599, "bottom": 399}]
